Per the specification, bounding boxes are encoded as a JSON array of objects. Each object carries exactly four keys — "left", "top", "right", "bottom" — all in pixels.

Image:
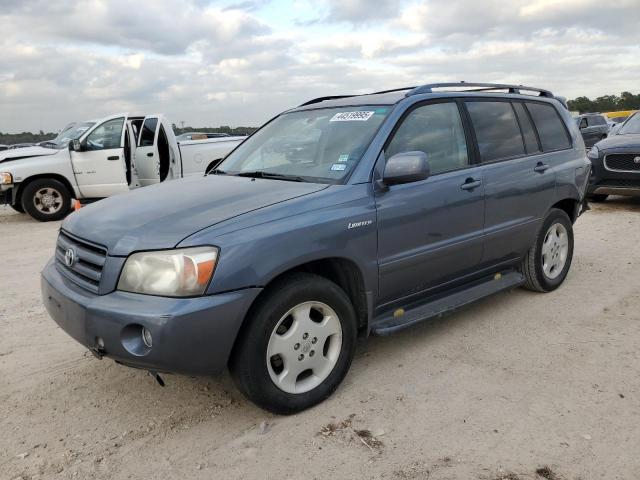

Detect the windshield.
[
  {"left": 217, "top": 106, "right": 391, "bottom": 183},
  {"left": 42, "top": 122, "right": 95, "bottom": 149},
  {"left": 618, "top": 113, "right": 640, "bottom": 135}
]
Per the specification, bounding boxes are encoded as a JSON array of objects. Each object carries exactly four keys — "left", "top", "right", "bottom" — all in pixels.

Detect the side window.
[
  {"left": 385, "top": 102, "right": 469, "bottom": 175},
  {"left": 466, "top": 101, "right": 525, "bottom": 162},
  {"left": 526, "top": 102, "right": 571, "bottom": 151},
  {"left": 579, "top": 118, "right": 588, "bottom": 129},
  {"left": 513, "top": 102, "right": 541, "bottom": 154},
  {"left": 140, "top": 118, "right": 158, "bottom": 147},
  {"left": 588, "top": 115, "right": 606, "bottom": 127},
  {"left": 85, "top": 118, "right": 124, "bottom": 151}
]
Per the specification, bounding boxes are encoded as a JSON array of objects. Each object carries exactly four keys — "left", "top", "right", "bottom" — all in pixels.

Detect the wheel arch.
[
  {"left": 15, "top": 173, "right": 76, "bottom": 206},
  {"left": 551, "top": 197, "right": 580, "bottom": 223}
]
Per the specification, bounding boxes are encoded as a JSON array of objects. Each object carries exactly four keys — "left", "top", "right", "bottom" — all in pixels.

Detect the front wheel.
[
  {"left": 522, "top": 208, "right": 574, "bottom": 292},
  {"left": 21, "top": 178, "right": 71, "bottom": 222},
  {"left": 230, "top": 273, "right": 357, "bottom": 414}
]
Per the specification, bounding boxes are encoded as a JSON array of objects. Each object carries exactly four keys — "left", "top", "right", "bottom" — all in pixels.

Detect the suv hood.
[
  {"left": 596, "top": 134, "right": 640, "bottom": 151},
  {"left": 63, "top": 175, "right": 329, "bottom": 256},
  {"left": 0, "top": 146, "right": 59, "bottom": 163}
]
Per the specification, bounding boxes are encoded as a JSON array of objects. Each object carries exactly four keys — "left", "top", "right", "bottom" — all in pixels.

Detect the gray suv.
[
  {"left": 575, "top": 113, "right": 609, "bottom": 147},
  {"left": 42, "top": 83, "right": 590, "bottom": 413}
]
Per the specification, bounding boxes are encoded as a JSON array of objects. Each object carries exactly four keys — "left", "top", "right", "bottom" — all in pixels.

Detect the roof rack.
[
  {"left": 299, "top": 87, "right": 418, "bottom": 107},
  {"left": 406, "top": 82, "right": 554, "bottom": 98}
]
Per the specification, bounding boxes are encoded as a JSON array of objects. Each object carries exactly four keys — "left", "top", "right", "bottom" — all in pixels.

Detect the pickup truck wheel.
[
  {"left": 588, "top": 194, "right": 608, "bottom": 203},
  {"left": 21, "top": 179, "right": 71, "bottom": 222},
  {"left": 522, "top": 208, "right": 574, "bottom": 292},
  {"left": 230, "top": 273, "right": 357, "bottom": 414}
]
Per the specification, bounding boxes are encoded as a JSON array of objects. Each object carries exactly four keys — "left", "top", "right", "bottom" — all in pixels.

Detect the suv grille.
[
  {"left": 55, "top": 231, "right": 107, "bottom": 293},
  {"left": 604, "top": 154, "right": 640, "bottom": 173}
]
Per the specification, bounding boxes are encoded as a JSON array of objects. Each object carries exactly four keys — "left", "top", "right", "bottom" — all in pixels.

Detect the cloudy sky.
[{"left": 1, "top": 0, "right": 639, "bottom": 132}]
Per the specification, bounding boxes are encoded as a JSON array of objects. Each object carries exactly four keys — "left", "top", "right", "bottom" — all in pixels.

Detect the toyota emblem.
[
  {"left": 64, "top": 248, "right": 76, "bottom": 267},
  {"left": 634, "top": 156, "right": 640, "bottom": 164}
]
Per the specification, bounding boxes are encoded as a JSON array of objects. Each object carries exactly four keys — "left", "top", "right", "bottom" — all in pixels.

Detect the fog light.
[{"left": 142, "top": 327, "right": 153, "bottom": 348}]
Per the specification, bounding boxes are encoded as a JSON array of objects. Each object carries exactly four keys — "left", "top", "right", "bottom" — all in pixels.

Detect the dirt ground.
[{"left": 1, "top": 198, "right": 639, "bottom": 480}]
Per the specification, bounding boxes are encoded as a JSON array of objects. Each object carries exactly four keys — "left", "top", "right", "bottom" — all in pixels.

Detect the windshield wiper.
[
  {"left": 235, "top": 171, "right": 306, "bottom": 182},
  {"left": 208, "top": 169, "right": 228, "bottom": 175}
]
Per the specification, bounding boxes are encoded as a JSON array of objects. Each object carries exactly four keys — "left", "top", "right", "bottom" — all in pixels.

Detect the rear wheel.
[
  {"left": 21, "top": 178, "right": 71, "bottom": 222},
  {"left": 522, "top": 208, "right": 574, "bottom": 292},
  {"left": 588, "top": 194, "right": 608, "bottom": 203},
  {"left": 230, "top": 273, "right": 357, "bottom": 414}
]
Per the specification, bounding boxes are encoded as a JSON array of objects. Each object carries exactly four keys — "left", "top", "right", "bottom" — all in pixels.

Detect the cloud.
[{"left": 0, "top": 0, "right": 638, "bottom": 132}]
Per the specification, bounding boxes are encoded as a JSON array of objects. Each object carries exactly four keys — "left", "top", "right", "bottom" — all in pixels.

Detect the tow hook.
[
  {"left": 90, "top": 337, "right": 106, "bottom": 359},
  {"left": 149, "top": 370, "right": 165, "bottom": 387}
]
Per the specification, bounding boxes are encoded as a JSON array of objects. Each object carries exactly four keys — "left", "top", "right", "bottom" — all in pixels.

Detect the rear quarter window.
[
  {"left": 526, "top": 102, "right": 571, "bottom": 151},
  {"left": 466, "top": 101, "right": 525, "bottom": 162}
]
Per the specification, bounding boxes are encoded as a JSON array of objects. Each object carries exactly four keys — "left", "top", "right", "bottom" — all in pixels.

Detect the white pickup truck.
[{"left": 0, "top": 113, "right": 245, "bottom": 221}]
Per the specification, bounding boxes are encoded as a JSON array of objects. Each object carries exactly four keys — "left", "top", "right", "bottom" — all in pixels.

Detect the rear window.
[
  {"left": 526, "top": 103, "right": 571, "bottom": 151},
  {"left": 588, "top": 115, "right": 607, "bottom": 126},
  {"left": 466, "top": 101, "right": 525, "bottom": 162}
]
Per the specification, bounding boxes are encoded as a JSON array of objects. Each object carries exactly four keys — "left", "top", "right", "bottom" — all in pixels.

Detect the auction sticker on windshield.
[{"left": 330, "top": 111, "right": 375, "bottom": 122}]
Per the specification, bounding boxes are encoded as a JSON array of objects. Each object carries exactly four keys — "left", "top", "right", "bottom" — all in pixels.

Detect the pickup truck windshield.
[
  {"left": 618, "top": 113, "right": 640, "bottom": 135},
  {"left": 42, "top": 122, "right": 95, "bottom": 149},
  {"left": 218, "top": 106, "right": 391, "bottom": 183}
]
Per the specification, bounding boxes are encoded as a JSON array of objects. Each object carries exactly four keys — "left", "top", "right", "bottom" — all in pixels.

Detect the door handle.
[
  {"left": 534, "top": 162, "right": 550, "bottom": 173},
  {"left": 146, "top": 152, "right": 154, "bottom": 157},
  {"left": 460, "top": 178, "right": 481, "bottom": 190},
  {"left": 107, "top": 156, "right": 120, "bottom": 161}
]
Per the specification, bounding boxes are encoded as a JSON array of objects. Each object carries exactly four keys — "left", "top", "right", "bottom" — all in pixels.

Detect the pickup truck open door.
[
  {"left": 134, "top": 115, "right": 180, "bottom": 186},
  {"left": 71, "top": 115, "right": 130, "bottom": 198}
]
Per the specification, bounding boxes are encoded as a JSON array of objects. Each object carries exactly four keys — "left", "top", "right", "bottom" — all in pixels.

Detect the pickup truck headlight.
[
  {"left": 0, "top": 172, "right": 13, "bottom": 185},
  {"left": 587, "top": 146, "right": 599, "bottom": 160},
  {"left": 118, "top": 246, "right": 219, "bottom": 297}
]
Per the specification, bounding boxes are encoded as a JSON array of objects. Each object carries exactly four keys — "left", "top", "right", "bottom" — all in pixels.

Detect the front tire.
[
  {"left": 522, "top": 208, "right": 574, "bottom": 292},
  {"left": 21, "top": 178, "right": 71, "bottom": 222},
  {"left": 230, "top": 273, "right": 357, "bottom": 414}
]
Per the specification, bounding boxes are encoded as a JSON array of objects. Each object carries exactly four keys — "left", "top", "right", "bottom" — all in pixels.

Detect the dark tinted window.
[
  {"left": 513, "top": 102, "right": 540, "bottom": 154},
  {"left": 386, "top": 102, "right": 468, "bottom": 174},
  {"left": 466, "top": 101, "right": 525, "bottom": 162},
  {"left": 526, "top": 103, "right": 571, "bottom": 151},
  {"left": 140, "top": 118, "right": 158, "bottom": 147},
  {"left": 587, "top": 115, "right": 607, "bottom": 126}
]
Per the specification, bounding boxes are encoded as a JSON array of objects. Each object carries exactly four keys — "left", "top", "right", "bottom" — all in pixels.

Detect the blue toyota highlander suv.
[{"left": 42, "top": 83, "right": 590, "bottom": 413}]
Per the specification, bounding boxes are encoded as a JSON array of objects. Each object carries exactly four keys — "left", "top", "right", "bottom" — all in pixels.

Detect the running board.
[{"left": 370, "top": 271, "right": 525, "bottom": 336}]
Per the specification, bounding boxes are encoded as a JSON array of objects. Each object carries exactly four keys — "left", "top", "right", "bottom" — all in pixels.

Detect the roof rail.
[
  {"left": 299, "top": 95, "right": 356, "bottom": 107},
  {"left": 406, "top": 82, "right": 554, "bottom": 98}
]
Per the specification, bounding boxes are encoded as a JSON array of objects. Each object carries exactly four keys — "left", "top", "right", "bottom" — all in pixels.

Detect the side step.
[{"left": 370, "top": 271, "right": 525, "bottom": 336}]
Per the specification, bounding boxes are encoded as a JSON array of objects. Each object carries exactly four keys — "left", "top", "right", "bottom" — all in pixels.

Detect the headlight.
[
  {"left": 587, "top": 146, "right": 599, "bottom": 160},
  {"left": 0, "top": 172, "right": 13, "bottom": 185},
  {"left": 118, "top": 246, "right": 219, "bottom": 297}
]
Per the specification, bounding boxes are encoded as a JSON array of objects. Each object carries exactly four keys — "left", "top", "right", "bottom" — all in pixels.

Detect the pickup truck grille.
[
  {"left": 55, "top": 231, "right": 107, "bottom": 293},
  {"left": 604, "top": 154, "right": 640, "bottom": 173}
]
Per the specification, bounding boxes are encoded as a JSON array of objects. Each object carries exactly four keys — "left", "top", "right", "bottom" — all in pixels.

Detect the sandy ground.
[{"left": 1, "top": 198, "right": 639, "bottom": 480}]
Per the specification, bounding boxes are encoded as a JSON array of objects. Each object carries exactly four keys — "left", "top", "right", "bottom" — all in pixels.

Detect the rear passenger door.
[
  {"left": 375, "top": 101, "right": 485, "bottom": 305},
  {"left": 465, "top": 100, "right": 566, "bottom": 267},
  {"left": 134, "top": 116, "right": 160, "bottom": 186}
]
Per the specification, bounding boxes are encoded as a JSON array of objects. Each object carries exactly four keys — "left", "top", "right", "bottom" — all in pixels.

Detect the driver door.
[
  {"left": 134, "top": 116, "right": 160, "bottom": 186},
  {"left": 71, "top": 116, "right": 129, "bottom": 198}
]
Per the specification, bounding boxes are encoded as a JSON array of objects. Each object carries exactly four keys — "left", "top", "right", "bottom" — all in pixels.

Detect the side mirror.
[
  {"left": 70, "top": 139, "right": 82, "bottom": 152},
  {"left": 383, "top": 151, "right": 430, "bottom": 186}
]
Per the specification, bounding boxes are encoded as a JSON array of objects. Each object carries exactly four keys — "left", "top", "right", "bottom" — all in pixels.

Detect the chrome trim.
[
  {"left": 603, "top": 154, "right": 640, "bottom": 173},
  {"left": 593, "top": 186, "right": 640, "bottom": 197}
]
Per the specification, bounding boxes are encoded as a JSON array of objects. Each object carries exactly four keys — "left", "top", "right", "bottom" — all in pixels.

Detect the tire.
[
  {"left": 588, "top": 194, "right": 608, "bottom": 203},
  {"left": 10, "top": 202, "right": 24, "bottom": 213},
  {"left": 522, "top": 208, "right": 574, "bottom": 293},
  {"left": 21, "top": 178, "right": 71, "bottom": 222},
  {"left": 230, "top": 273, "right": 357, "bottom": 414}
]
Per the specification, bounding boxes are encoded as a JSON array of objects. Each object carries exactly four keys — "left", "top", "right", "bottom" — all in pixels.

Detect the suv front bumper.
[{"left": 41, "top": 258, "right": 261, "bottom": 375}]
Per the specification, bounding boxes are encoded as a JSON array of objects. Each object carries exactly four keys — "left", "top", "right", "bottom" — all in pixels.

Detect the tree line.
[
  {"left": 567, "top": 92, "right": 640, "bottom": 114},
  {"left": 0, "top": 125, "right": 259, "bottom": 146}
]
